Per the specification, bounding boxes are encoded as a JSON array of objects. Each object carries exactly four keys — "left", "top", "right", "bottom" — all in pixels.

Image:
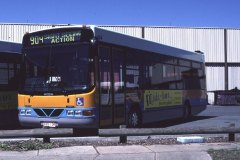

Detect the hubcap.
[{"left": 130, "top": 112, "right": 138, "bottom": 127}]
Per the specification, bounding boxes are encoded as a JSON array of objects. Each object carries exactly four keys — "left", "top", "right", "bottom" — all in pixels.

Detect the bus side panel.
[
  {"left": 138, "top": 89, "right": 207, "bottom": 124},
  {"left": 0, "top": 91, "right": 20, "bottom": 128},
  {"left": 142, "top": 106, "right": 184, "bottom": 124},
  {"left": 183, "top": 90, "right": 208, "bottom": 114},
  {"left": 126, "top": 90, "right": 185, "bottom": 124},
  {"left": 142, "top": 90, "right": 184, "bottom": 124}
]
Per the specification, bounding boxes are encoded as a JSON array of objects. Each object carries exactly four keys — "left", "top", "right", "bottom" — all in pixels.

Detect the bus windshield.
[{"left": 21, "top": 43, "right": 94, "bottom": 95}]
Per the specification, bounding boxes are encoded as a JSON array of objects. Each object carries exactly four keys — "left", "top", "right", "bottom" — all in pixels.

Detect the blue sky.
[{"left": 1, "top": 0, "right": 240, "bottom": 28}]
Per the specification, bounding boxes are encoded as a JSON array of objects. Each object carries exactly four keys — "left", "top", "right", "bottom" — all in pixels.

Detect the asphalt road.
[
  {"left": 142, "top": 105, "right": 240, "bottom": 129},
  {"left": 1, "top": 105, "right": 240, "bottom": 140},
  {"left": 1, "top": 105, "right": 240, "bottom": 132},
  {"left": 1, "top": 105, "right": 240, "bottom": 160},
  {"left": 171, "top": 105, "right": 240, "bottom": 129},
  {"left": 199, "top": 105, "right": 240, "bottom": 116}
]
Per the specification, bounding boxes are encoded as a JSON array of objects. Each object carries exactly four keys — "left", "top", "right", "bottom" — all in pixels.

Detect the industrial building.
[{"left": 1, "top": 23, "right": 240, "bottom": 104}]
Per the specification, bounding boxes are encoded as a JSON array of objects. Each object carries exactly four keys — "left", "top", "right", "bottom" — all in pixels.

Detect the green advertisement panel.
[{"left": 144, "top": 90, "right": 183, "bottom": 109}]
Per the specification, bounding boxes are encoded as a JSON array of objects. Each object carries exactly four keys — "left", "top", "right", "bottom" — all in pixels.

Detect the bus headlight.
[
  {"left": 67, "top": 110, "right": 74, "bottom": 116},
  {"left": 20, "top": 109, "right": 26, "bottom": 115},
  {"left": 26, "top": 109, "right": 32, "bottom": 116},
  {"left": 66, "top": 109, "right": 93, "bottom": 117},
  {"left": 19, "top": 109, "right": 32, "bottom": 116},
  {"left": 75, "top": 110, "right": 82, "bottom": 117}
]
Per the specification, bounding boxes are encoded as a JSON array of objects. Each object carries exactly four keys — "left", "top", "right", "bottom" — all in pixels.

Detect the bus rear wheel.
[{"left": 127, "top": 109, "right": 142, "bottom": 128}]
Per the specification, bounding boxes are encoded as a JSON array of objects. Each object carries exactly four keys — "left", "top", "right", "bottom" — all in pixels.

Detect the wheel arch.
[{"left": 127, "top": 102, "right": 142, "bottom": 127}]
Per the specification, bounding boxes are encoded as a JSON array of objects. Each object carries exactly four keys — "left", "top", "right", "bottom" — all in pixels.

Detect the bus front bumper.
[
  {"left": 19, "top": 116, "right": 97, "bottom": 128},
  {"left": 18, "top": 107, "right": 98, "bottom": 128}
]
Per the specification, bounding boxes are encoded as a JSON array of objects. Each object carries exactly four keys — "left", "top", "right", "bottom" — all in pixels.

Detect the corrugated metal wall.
[
  {"left": 1, "top": 24, "right": 240, "bottom": 104},
  {"left": 144, "top": 27, "right": 225, "bottom": 63},
  {"left": 99, "top": 26, "right": 143, "bottom": 38},
  {"left": 98, "top": 26, "right": 227, "bottom": 63},
  {"left": 206, "top": 67, "right": 225, "bottom": 104},
  {"left": 228, "top": 67, "right": 240, "bottom": 90},
  {"left": 227, "top": 29, "right": 240, "bottom": 62},
  {"left": 0, "top": 24, "right": 66, "bottom": 43},
  {"left": 206, "top": 67, "right": 225, "bottom": 91}
]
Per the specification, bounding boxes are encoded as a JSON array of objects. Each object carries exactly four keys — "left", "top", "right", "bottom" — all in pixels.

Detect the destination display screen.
[{"left": 28, "top": 30, "right": 82, "bottom": 46}]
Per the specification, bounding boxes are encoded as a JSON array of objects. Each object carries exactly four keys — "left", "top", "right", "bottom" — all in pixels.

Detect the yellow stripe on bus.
[{"left": 18, "top": 88, "right": 96, "bottom": 108}]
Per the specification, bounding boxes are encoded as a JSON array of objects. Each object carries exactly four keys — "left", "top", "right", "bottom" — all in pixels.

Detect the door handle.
[{"left": 107, "top": 85, "right": 111, "bottom": 105}]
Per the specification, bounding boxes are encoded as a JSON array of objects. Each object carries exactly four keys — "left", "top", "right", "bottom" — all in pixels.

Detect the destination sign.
[{"left": 29, "top": 31, "right": 82, "bottom": 46}]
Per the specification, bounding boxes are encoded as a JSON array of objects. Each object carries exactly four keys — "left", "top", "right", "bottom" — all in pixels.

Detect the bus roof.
[
  {"left": 24, "top": 25, "right": 204, "bottom": 62},
  {"left": 92, "top": 26, "right": 204, "bottom": 62},
  {"left": 0, "top": 40, "right": 22, "bottom": 53}
]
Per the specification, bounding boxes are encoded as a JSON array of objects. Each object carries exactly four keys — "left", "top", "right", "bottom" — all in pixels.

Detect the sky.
[{"left": 1, "top": 0, "right": 240, "bottom": 28}]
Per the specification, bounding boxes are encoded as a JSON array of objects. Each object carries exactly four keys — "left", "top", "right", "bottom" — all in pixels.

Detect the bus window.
[
  {"left": 99, "top": 47, "right": 112, "bottom": 99},
  {"left": 126, "top": 65, "right": 139, "bottom": 89},
  {"left": 112, "top": 48, "right": 125, "bottom": 124},
  {"left": 182, "top": 68, "right": 201, "bottom": 90},
  {"left": 151, "top": 63, "right": 163, "bottom": 87},
  {"left": 126, "top": 51, "right": 140, "bottom": 89},
  {"left": 0, "top": 63, "right": 8, "bottom": 85},
  {"left": 179, "top": 59, "right": 191, "bottom": 67},
  {"left": 151, "top": 63, "right": 176, "bottom": 89},
  {"left": 0, "top": 52, "right": 21, "bottom": 129},
  {"left": 192, "top": 62, "right": 201, "bottom": 69}
]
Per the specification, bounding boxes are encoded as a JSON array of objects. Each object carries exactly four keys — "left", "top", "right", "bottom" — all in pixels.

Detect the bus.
[
  {"left": 18, "top": 26, "right": 207, "bottom": 131},
  {"left": 0, "top": 41, "right": 21, "bottom": 129}
]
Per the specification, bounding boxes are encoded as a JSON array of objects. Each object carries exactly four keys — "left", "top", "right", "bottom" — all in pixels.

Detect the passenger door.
[{"left": 98, "top": 46, "right": 125, "bottom": 127}]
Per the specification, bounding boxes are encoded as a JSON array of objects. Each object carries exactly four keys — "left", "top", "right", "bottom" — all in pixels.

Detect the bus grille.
[{"left": 34, "top": 109, "right": 64, "bottom": 117}]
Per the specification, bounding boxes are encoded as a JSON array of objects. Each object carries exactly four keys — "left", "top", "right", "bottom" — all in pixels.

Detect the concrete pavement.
[{"left": 1, "top": 142, "right": 240, "bottom": 160}]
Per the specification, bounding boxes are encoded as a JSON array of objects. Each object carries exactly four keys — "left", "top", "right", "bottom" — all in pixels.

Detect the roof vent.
[{"left": 195, "top": 50, "right": 204, "bottom": 54}]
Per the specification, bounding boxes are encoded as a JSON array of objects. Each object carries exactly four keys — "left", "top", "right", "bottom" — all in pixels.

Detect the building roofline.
[
  {"left": 1, "top": 23, "right": 239, "bottom": 30},
  {"left": 99, "top": 25, "right": 240, "bottom": 30}
]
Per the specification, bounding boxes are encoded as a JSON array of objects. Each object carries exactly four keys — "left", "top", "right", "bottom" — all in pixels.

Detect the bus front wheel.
[{"left": 127, "top": 108, "right": 142, "bottom": 128}]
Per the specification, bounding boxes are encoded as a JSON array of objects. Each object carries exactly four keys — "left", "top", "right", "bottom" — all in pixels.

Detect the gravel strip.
[{"left": 0, "top": 136, "right": 237, "bottom": 151}]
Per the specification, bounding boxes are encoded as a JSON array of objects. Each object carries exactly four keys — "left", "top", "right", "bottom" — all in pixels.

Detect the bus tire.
[
  {"left": 127, "top": 108, "right": 142, "bottom": 128},
  {"left": 184, "top": 102, "right": 191, "bottom": 119}
]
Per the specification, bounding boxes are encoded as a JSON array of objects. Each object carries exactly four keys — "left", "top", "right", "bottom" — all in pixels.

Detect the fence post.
[
  {"left": 228, "top": 133, "right": 235, "bottom": 142},
  {"left": 119, "top": 125, "right": 127, "bottom": 143},
  {"left": 43, "top": 136, "right": 51, "bottom": 143}
]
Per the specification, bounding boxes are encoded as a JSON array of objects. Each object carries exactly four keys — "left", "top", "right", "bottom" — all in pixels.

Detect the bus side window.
[
  {"left": 0, "top": 63, "right": 8, "bottom": 85},
  {"left": 126, "top": 65, "right": 140, "bottom": 89}
]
